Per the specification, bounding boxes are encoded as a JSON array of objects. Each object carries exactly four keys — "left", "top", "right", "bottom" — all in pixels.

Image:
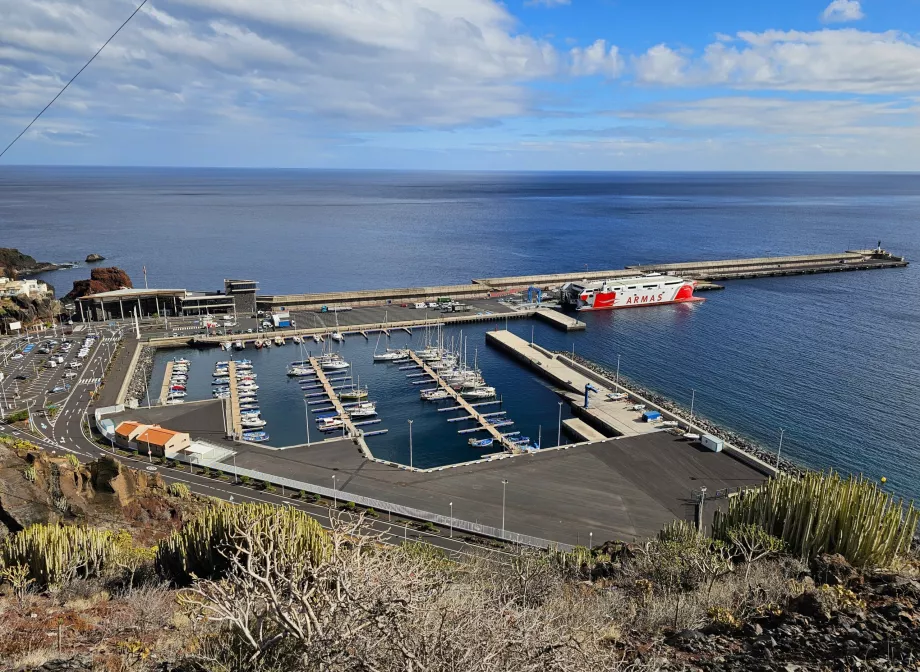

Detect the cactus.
[
  {"left": 23, "top": 465, "right": 36, "bottom": 483},
  {"left": 66, "top": 454, "right": 80, "bottom": 469},
  {"left": 156, "top": 503, "right": 329, "bottom": 585},
  {"left": 168, "top": 482, "right": 191, "bottom": 499},
  {"left": 713, "top": 471, "right": 918, "bottom": 568},
  {"left": 0, "top": 524, "right": 116, "bottom": 589}
]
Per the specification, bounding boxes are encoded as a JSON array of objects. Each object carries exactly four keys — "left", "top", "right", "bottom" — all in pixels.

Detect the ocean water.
[{"left": 2, "top": 168, "right": 918, "bottom": 499}]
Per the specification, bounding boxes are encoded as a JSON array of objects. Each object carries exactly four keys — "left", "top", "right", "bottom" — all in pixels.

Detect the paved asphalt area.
[{"left": 103, "top": 394, "right": 767, "bottom": 545}]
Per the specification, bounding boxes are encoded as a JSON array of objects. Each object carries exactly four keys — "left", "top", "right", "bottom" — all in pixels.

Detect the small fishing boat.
[
  {"left": 237, "top": 384, "right": 260, "bottom": 392},
  {"left": 212, "top": 378, "right": 230, "bottom": 385},
  {"left": 292, "top": 335, "right": 303, "bottom": 344},
  {"left": 468, "top": 437, "right": 493, "bottom": 448},
  {"left": 241, "top": 417, "right": 267, "bottom": 428},
  {"left": 273, "top": 336, "right": 285, "bottom": 346},
  {"left": 173, "top": 358, "right": 191, "bottom": 365},
  {"left": 330, "top": 331, "right": 344, "bottom": 342},
  {"left": 287, "top": 366, "right": 312, "bottom": 377},
  {"left": 254, "top": 340, "right": 264, "bottom": 349},
  {"left": 170, "top": 384, "right": 186, "bottom": 391},
  {"left": 312, "top": 334, "right": 322, "bottom": 343},
  {"left": 242, "top": 430, "right": 269, "bottom": 442},
  {"left": 166, "top": 398, "right": 185, "bottom": 405},
  {"left": 167, "top": 391, "right": 187, "bottom": 398},
  {"left": 233, "top": 340, "right": 244, "bottom": 350}
]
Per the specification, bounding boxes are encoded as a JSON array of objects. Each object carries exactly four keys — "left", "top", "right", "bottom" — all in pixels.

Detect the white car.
[{"left": 11, "top": 353, "right": 23, "bottom": 360}]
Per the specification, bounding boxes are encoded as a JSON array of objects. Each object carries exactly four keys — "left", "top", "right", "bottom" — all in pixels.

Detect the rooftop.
[{"left": 137, "top": 426, "right": 186, "bottom": 446}]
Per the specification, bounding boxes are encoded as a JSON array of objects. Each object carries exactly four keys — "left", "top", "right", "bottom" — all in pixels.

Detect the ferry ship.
[{"left": 561, "top": 274, "right": 703, "bottom": 311}]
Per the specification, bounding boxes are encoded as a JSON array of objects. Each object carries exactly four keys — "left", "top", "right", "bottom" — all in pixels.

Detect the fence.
[{"left": 170, "top": 450, "right": 571, "bottom": 551}]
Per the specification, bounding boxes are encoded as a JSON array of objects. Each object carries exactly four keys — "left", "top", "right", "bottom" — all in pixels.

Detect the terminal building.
[{"left": 76, "top": 279, "right": 259, "bottom": 321}]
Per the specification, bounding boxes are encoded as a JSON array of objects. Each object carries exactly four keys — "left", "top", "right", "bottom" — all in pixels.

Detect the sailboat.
[
  {"left": 326, "top": 308, "right": 343, "bottom": 342},
  {"left": 340, "top": 375, "right": 368, "bottom": 400}
]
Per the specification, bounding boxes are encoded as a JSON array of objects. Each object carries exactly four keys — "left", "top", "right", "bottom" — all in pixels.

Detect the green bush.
[
  {"left": 239, "top": 475, "right": 250, "bottom": 485},
  {"left": 156, "top": 503, "right": 329, "bottom": 585},
  {"left": 365, "top": 507, "right": 379, "bottom": 518},
  {"left": 65, "top": 454, "right": 80, "bottom": 469},
  {"left": 5, "top": 410, "right": 28, "bottom": 424},
  {"left": 343, "top": 501, "right": 356, "bottom": 511},
  {"left": 264, "top": 483, "right": 277, "bottom": 493},
  {"left": 713, "top": 471, "right": 918, "bottom": 568}
]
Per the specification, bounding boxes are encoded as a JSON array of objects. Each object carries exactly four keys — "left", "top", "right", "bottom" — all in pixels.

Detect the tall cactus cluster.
[
  {"left": 0, "top": 523, "right": 116, "bottom": 589},
  {"left": 713, "top": 471, "right": 918, "bottom": 568},
  {"left": 157, "top": 502, "right": 329, "bottom": 584}
]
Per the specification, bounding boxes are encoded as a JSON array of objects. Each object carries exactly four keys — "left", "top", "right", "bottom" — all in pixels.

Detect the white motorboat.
[
  {"left": 292, "top": 336, "right": 303, "bottom": 344},
  {"left": 322, "top": 359, "right": 350, "bottom": 370},
  {"left": 173, "top": 358, "right": 191, "bottom": 365},
  {"left": 317, "top": 417, "right": 345, "bottom": 432},
  {"left": 274, "top": 336, "right": 285, "bottom": 346},
  {"left": 312, "top": 334, "right": 322, "bottom": 343},
  {"left": 347, "top": 402, "right": 377, "bottom": 417},
  {"left": 460, "top": 386, "right": 496, "bottom": 399},
  {"left": 167, "top": 391, "right": 187, "bottom": 398},
  {"left": 233, "top": 340, "right": 244, "bottom": 350},
  {"left": 237, "top": 384, "right": 260, "bottom": 392},
  {"left": 287, "top": 366, "right": 312, "bottom": 377},
  {"left": 421, "top": 389, "right": 451, "bottom": 401},
  {"left": 373, "top": 349, "right": 406, "bottom": 362},
  {"left": 241, "top": 418, "right": 267, "bottom": 428},
  {"left": 330, "top": 331, "right": 344, "bottom": 342},
  {"left": 166, "top": 398, "right": 185, "bottom": 405}
]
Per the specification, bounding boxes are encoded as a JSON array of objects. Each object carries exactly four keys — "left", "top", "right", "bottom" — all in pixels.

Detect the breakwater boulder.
[{"left": 85, "top": 253, "right": 105, "bottom": 263}]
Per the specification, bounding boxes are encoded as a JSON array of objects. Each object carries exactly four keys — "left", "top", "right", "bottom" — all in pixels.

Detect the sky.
[{"left": 1, "top": 0, "right": 920, "bottom": 170}]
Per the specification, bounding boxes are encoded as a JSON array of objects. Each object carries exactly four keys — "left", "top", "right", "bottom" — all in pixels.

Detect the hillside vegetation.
[{"left": 0, "top": 437, "right": 916, "bottom": 672}]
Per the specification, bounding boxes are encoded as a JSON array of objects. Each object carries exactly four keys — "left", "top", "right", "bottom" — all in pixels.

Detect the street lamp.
[
  {"left": 303, "top": 398, "right": 311, "bottom": 446},
  {"left": 777, "top": 428, "right": 785, "bottom": 468},
  {"left": 449, "top": 501, "right": 453, "bottom": 538},
  {"left": 589, "top": 531, "right": 593, "bottom": 549},
  {"left": 332, "top": 475, "right": 337, "bottom": 508},
  {"left": 408, "top": 419, "right": 414, "bottom": 469},
  {"left": 501, "top": 479, "right": 509, "bottom": 537},
  {"left": 690, "top": 389, "right": 696, "bottom": 419},
  {"left": 616, "top": 355, "right": 620, "bottom": 386},
  {"left": 557, "top": 401, "right": 563, "bottom": 447}
]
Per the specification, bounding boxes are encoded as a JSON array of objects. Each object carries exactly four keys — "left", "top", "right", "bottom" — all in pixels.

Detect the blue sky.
[{"left": 2, "top": 0, "right": 920, "bottom": 170}]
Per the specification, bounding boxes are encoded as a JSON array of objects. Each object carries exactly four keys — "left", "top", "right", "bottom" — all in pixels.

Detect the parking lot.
[{"left": 0, "top": 330, "right": 114, "bottom": 414}]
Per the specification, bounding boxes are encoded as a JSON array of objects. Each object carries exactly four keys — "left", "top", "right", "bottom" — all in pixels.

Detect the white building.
[{"left": 0, "top": 278, "right": 51, "bottom": 299}]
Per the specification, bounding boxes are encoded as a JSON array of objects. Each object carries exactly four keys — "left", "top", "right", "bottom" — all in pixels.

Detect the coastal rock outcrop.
[
  {"left": 0, "top": 247, "right": 63, "bottom": 278},
  {"left": 64, "top": 266, "right": 132, "bottom": 301},
  {"left": 85, "top": 253, "right": 105, "bottom": 263}
]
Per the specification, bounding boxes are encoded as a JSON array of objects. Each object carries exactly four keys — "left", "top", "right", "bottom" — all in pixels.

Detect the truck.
[{"left": 700, "top": 434, "right": 723, "bottom": 452}]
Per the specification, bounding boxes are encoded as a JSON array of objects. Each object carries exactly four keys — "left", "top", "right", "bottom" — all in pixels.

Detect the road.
[{"left": 1, "top": 326, "right": 515, "bottom": 563}]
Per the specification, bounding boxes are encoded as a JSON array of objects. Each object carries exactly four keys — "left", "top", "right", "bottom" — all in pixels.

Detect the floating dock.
[
  {"left": 307, "top": 357, "right": 358, "bottom": 439},
  {"left": 406, "top": 350, "right": 506, "bottom": 446}
]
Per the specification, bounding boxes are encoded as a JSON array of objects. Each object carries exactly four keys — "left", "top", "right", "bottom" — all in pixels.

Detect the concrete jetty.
[
  {"left": 563, "top": 418, "right": 606, "bottom": 442},
  {"left": 534, "top": 308, "right": 585, "bottom": 331},
  {"left": 486, "top": 330, "right": 660, "bottom": 438},
  {"left": 227, "top": 362, "right": 242, "bottom": 437},
  {"left": 158, "top": 361, "right": 174, "bottom": 405}
]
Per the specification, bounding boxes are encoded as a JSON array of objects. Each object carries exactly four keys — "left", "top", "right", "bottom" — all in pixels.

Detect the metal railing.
[{"left": 169, "top": 450, "right": 571, "bottom": 551}]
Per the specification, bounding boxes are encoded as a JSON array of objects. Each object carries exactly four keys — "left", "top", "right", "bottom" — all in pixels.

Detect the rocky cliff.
[
  {"left": 64, "top": 267, "right": 133, "bottom": 302},
  {"left": 0, "top": 248, "right": 67, "bottom": 278},
  {"left": 0, "top": 437, "right": 199, "bottom": 545}
]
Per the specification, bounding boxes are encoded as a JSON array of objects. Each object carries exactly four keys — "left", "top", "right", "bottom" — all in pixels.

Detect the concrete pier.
[
  {"left": 307, "top": 357, "right": 358, "bottom": 438},
  {"left": 158, "top": 361, "right": 174, "bottom": 405},
  {"left": 227, "top": 362, "right": 242, "bottom": 437},
  {"left": 563, "top": 418, "right": 606, "bottom": 442},
  {"left": 486, "top": 330, "right": 660, "bottom": 438},
  {"left": 534, "top": 308, "right": 586, "bottom": 331}
]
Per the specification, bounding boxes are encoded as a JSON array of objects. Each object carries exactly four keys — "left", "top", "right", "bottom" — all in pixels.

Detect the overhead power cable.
[{"left": 0, "top": 0, "right": 151, "bottom": 160}]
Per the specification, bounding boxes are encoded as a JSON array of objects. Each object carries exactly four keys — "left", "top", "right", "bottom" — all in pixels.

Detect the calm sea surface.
[{"left": 2, "top": 168, "right": 918, "bottom": 499}]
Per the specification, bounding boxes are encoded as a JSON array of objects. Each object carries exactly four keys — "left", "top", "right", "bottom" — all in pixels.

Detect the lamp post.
[
  {"left": 589, "top": 531, "right": 593, "bottom": 549},
  {"left": 557, "top": 401, "right": 563, "bottom": 447},
  {"left": 449, "top": 501, "right": 453, "bottom": 538},
  {"left": 690, "top": 389, "right": 695, "bottom": 419},
  {"left": 616, "top": 354, "right": 620, "bottom": 386},
  {"left": 408, "top": 419, "right": 414, "bottom": 469},
  {"left": 332, "top": 475, "right": 337, "bottom": 509},
  {"left": 303, "top": 398, "right": 311, "bottom": 446},
  {"left": 501, "top": 479, "right": 508, "bottom": 537},
  {"left": 777, "top": 428, "right": 785, "bottom": 468}
]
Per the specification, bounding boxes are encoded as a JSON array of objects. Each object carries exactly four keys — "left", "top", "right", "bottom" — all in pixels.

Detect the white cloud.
[
  {"left": 822, "top": 0, "right": 864, "bottom": 23},
  {"left": 634, "top": 29, "right": 920, "bottom": 94},
  {"left": 569, "top": 39, "right": 621, "bottom": 77},
  {"left": 633, "top": 44, "right": 688, "bottom": 85}
]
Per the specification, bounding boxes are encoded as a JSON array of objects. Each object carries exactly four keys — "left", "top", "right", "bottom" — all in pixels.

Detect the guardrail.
[{"left": 169, "top": 450, "right": 571, "bottom": 551}]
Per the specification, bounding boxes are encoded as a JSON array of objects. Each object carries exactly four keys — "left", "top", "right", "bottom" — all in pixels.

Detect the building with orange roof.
[
  {"left": 136, "top": 425, "right": 191, "bottom": 458},
  {"left": 114, "top": 421, "right": 148, "bottom": 446}
]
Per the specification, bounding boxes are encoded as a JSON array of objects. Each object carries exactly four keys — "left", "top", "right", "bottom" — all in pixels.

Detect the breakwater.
[{"left": 555, "top": 350, "right": 805, "bottom": 477}]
